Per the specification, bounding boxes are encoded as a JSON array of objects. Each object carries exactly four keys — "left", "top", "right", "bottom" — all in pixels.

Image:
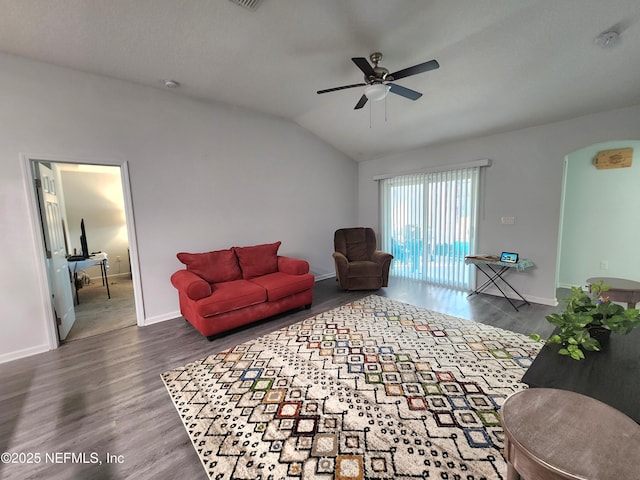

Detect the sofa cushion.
[
  {"left": 249, "top": 272, "right": 315, "bottom": 302},
  {"left": 234, "top": 241, "right": 281, "bottom": 279},
  {"left": 177, "top": 248, "right": 241, "bottom": 284},
  {"left": 195, "top": 279, "right": 266, "bottom": 318},
  {"left": 347, "top": 260, "right": 382, "bottom": 278}
]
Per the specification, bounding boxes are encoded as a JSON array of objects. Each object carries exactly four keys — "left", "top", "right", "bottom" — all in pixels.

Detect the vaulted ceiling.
[{"left": 2, "top": 0, "right": 640, "bottom": 161}]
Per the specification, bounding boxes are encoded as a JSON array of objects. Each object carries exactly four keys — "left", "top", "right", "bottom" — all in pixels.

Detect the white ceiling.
[{"left": 2, "top": 0, "right": 640, "bottom": 161}]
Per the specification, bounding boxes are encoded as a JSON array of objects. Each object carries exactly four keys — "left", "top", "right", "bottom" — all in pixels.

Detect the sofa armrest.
[
  {"left": 372, "top": 250, "right": 394, "bottom": 287},
  {"left": 372, "top": 250, "right": 393, "bottom": 265},
  {"left": 332, "top": 251, "right": 348, "bottom": 264},
  {"left": 332, "top": 252, "right": 349, "bottom": 287},
  {"left": 171, "top": 270, "right": 212, "bottom": 301},
  {"left": 277, "top": 256, "right": 310, "bottom": 275}
]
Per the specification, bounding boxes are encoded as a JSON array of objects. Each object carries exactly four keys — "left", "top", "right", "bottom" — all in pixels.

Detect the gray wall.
[
  {"left": 0, "top": 52, "right": 358, "bottom": 363},
  {"left": 359, "top": 105, "right": 640, "bottom": 305}
]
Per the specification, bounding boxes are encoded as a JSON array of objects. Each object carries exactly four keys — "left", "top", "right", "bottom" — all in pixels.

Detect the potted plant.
[{"left": 531, "top": 281, "right": 640, "bottom": 360}]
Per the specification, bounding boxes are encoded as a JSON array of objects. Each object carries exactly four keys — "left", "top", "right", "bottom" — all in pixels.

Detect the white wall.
[
  {"left": 559, "top": 141, "right": 640, "bottom": 287},
  {"left": 359, "top": 105, "right": 640, "bottom": 305},
  {"left": 0, "top": 52, "right": 357, "bottom": 363}
]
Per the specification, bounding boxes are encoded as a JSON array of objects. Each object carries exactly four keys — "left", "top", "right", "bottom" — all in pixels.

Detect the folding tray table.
[{"left": 465, "top": 256, "right": 534, "bottom": 311}]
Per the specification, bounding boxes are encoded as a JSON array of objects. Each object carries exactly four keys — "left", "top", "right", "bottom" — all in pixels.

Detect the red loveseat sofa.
[{"left": 171, "top": 241, "right": 314, "bottom": 339}]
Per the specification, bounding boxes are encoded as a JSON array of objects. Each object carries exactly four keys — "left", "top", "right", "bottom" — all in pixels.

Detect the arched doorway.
[{"left": 557, "top": 141, "right": 640, "bottom": 290}]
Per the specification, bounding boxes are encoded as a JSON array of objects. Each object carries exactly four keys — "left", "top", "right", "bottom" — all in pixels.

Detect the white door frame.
[
  {"left": 21, "top": 153, "right": 145, "bottom": 350},
  {"left": 35, "top": 161, "right": 76, "bottom": 340}
]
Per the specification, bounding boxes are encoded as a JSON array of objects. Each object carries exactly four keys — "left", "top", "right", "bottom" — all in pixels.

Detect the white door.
[{"left": 36, "top": 162, "right": 76, "bottom": 340}]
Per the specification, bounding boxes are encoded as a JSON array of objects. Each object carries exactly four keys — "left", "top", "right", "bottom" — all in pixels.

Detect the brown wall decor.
[{"left": 592, "top": 148, "right": 633, "bottom": 169}]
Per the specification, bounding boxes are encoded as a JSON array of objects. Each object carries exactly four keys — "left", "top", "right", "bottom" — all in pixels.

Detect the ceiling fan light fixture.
[{"left": 364, "top": 84, "right": 390, "bottom": 101}]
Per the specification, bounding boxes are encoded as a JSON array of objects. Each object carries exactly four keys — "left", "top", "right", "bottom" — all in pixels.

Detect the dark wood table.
[
  {"left": 522, "top": 326, "right": 640, "bottom": 423},
  {"left": 587, "top": 276, "right": 640, "bottom": 308}
]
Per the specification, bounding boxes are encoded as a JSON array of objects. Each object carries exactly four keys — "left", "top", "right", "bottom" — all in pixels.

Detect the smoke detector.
[
  {"left": 595, "top": 30, "right": 620, "bottom": 49},
  {"left": 164, "top": 80, "right": 180, "bottom": 88},
  {"left": 228, "top": 0, "right": 264, "bottom": 11}
]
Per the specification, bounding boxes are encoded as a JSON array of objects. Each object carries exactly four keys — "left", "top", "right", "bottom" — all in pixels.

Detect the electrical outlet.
[
  {"left": 116, "top": 256, "right": 121, "bottom": 262},
  {"left": 600, "top": 260, "right": 608, "bottom": 270},
  {"left": 501, "top": 216, "right": 515, "bottom": 225}
]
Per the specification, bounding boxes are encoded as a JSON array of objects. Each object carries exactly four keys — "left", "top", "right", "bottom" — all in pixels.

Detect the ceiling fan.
[{"left": 317, "top": 52, "right": 440, "bottom": 110}]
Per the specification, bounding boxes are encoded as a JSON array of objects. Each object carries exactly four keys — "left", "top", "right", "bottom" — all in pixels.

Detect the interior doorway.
[{"left": 28, "top": 156, "right": 142, "bottom": 345}]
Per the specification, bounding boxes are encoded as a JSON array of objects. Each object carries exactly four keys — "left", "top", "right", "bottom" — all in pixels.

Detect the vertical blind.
[{"left": 380, "top": 166, "right": 480, "bottom": 289}]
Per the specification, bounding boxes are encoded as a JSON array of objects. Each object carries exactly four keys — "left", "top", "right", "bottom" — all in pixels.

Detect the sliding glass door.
[{"left": 380, "top": 167, "right": 479, "bottom": 289}]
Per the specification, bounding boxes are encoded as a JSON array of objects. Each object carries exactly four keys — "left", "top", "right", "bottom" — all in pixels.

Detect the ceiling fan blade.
[
  {"left": 354, "top": 94, "right": 368, "bottom": 110},
  {"left": 352, "top": 57, "right": 375, "bottom": 77},
  {"left": 317, "top": 83, "right": 366, "bottom": 94},
  {"left": 388, "top": 83, "right": 422, "bottom": 101},
  {"left": 389, "top": 59, "right": 439, "bottom": 81}
]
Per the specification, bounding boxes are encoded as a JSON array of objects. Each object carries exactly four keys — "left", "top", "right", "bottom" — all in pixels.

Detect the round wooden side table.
[
  {"left": 586, "top": 277, "right": 640, "bottom": 308},
  {"left": 500, "top": 388, "right": 640, "bottom": 480}
]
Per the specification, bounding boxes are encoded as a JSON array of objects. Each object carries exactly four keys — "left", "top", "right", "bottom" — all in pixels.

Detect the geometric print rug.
[{"left": 161, "top": 295, "right": 541, "bottom": 479}]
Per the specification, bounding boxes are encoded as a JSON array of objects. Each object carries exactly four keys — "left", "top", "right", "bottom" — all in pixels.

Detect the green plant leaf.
[
  {"left": 581, "top": 337, "right": 601, "bottom": 352},
  {"left": 545, "top": 313, "right": 565, "bottom": 326},
  {"left": 566, "top": 344, "right": 585, "bottom": 360}
]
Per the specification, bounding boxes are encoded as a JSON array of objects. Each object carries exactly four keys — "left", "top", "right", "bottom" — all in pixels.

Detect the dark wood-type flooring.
[{"left": 0, "top": 277, "right": 558, "bottom": 480}]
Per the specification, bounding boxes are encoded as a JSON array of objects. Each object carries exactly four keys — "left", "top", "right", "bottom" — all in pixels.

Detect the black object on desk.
[
  {"left": 522, "top": 327, "right": 640, "bottom": 424},
  {"left": 500, "top": 251, "right": 518, "bottom": 263}
]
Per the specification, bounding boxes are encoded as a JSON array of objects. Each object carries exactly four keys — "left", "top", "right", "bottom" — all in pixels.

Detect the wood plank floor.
[
  {"left": 65, "top": 277, "right": 136, "bottom": 342},
  {"left": 0, "top": 277, "right": 559, "bottom": 480}
]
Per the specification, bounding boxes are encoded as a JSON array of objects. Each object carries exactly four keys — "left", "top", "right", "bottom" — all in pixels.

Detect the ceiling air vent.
[{"left": 228, "top": 0, "right": 264, "bottom": 11}]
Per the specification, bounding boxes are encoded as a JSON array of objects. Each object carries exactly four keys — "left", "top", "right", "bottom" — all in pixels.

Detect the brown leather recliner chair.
[{"left": 333, "top": 227, "right": 393, "bottom": 290}]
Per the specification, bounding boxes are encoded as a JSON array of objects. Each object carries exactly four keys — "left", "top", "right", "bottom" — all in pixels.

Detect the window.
[{"left": 380, "top": 166, "right": 480, "bottom": 289}]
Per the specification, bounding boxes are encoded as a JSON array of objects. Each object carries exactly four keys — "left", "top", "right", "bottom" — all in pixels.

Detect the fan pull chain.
[
  {"left": 385, "top": 94, "right": 388, "bottom": 122},
  {"left": 368, "top": 96, "right": 389, "bottom": 128}
]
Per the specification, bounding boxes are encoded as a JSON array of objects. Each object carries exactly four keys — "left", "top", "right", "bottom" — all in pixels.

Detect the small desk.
[
  {"left": 587, "top": 276, "right": 640, "bottom": 308},
  {"left": 67, "top": 252, "right": 110, "bottom": 305},
  {"left": 465, "top": 256, "right": 534, "bottom": 311},
  {"left": 501, "top": 388, "right": 640, "bottom": 480}
]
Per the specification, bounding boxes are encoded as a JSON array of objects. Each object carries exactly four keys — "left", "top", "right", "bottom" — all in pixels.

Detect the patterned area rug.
[{"left": 162, "top": 295, "right": 541, "bottom": 479}]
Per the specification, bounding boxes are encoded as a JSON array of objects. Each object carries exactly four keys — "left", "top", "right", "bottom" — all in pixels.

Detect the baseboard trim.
[
  {"left": 88, "top": 272, "right": 132, "bottom": 282},
  {"left": 143, "top": 311, "right": 182, "bottom": 326},
  {"left": 557, "top": 282, "right": 582, "bottom": 290},
  {"left": 314, "top": 273, "right": 335, "bottom": 281},
  {"left": 0, "top": 343, "right": 51, "bottom": 365},
  {"left": 472, "top": 287, "right": 557, "bottom": 307}
]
